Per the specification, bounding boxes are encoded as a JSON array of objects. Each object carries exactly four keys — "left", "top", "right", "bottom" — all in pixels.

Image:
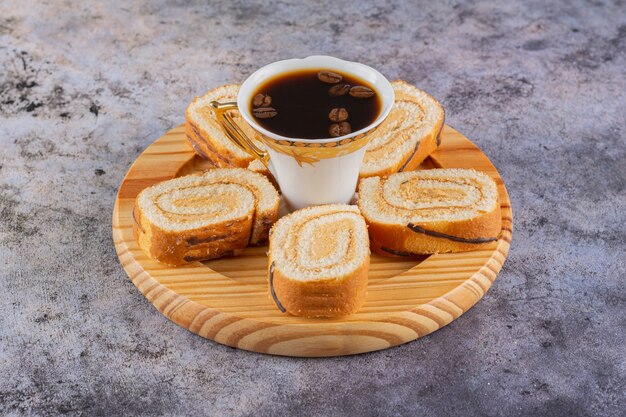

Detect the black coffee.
[{"left": 250, "top": 69, "right": 381, "bottom": 139}]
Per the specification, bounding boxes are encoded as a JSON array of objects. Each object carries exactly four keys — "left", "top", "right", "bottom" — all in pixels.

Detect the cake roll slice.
[
  {"left": 358, "top": 169, "right": 502, "bottom": 256},
  {"left": 134, "top": 168, "right": 279, "bottom": 266},
  {"left": 359, "top": 80, "right": 444, "bottom": 178},
  {"left": 268, "top": 204, "right": 370, "bottom": 318},
  {"left": 186, "top": 84, "right": 266, "bottom": 168}
]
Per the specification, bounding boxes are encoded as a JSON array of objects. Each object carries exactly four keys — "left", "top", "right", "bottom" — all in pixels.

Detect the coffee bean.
[
  {"left": 329, "top": 121, "right": 351, "bottom": 137},
  {"left": 252, "top": 93, "right": 272, "bottom": 107},
  {"left": 328, "top": 84, "right": 351, "bottom": 97},
  {"left": 318, "top": 71, "right": 342, "bottom": 84},
  {"left": 253, "top": 107, "right": 278, "bottom": 119},
  {"left": 329, "top": 107, "right": 349, "bottom": 122},
  {"left": 349, "top": 85, "right": 375, "bottom": 98}
]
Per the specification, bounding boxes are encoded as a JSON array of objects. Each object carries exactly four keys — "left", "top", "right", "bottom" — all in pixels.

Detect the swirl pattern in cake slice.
[
  {"left": 268, "top": 204, "right": 370, "bottom": 317},
  {"left": 358, "top": 169, "right": 502, "bottom": 255},
  {"left": 134, "top": 168, "right": 279, "bottom": 266},
  {"left": 359, "top": 80, "right": 444, "bottom": 178}
]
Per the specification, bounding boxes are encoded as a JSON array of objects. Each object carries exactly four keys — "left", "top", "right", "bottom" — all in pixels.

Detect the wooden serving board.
[{"left": 112, "top": 125, "right": 512, "bottom": 357}]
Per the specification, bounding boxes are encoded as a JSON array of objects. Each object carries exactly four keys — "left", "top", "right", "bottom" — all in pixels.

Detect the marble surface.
[{"left": 1, "top": 1, "right": 624, "bottom": 416}]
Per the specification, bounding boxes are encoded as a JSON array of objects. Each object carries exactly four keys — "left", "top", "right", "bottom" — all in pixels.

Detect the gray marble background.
[{"left": 1, "top": 0, "right": 624, "bottom": 416}]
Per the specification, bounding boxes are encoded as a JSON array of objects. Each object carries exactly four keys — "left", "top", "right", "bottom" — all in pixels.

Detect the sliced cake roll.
[
  {"left": 359, "top": 80, "right": 444, "bottom": 178},
  {"left": 358, "top": 169, "right": 502, "bottom": 255},
  {"left": 268, "top": 204, "right": 370, "bottom": 318},
  {"left": 134, "top": 168, "right": 279, "bottom": 266},
  {"left": 186, "top": 84, "right": 266, "bottom": 168}
]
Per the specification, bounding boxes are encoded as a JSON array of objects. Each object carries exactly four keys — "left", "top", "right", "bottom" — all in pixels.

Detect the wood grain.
[{"left": 112, "top": 124, "right": 513, "bottom": 357}]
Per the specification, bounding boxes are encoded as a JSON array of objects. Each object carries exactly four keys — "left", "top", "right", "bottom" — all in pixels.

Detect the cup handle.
[{"left": 210, "top": 101, "right": 270, "bottom": 166}]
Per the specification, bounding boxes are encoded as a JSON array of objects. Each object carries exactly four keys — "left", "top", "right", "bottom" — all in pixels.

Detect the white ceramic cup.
[{"left": 210, "top": 55, "right": 394, "bottom": 210}]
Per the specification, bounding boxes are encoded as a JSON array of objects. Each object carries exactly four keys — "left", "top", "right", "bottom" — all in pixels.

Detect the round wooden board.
[{"left": 112, "top": 124, "right": 512, "bottom": 357}]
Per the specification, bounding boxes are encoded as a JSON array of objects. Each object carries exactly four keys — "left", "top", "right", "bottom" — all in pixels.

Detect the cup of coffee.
[{"left": 210, "top": 55, "right": 394, "bottom": 210}]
